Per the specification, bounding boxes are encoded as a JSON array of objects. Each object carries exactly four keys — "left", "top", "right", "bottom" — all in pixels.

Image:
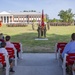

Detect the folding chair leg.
[
  {"left": 20, "top": 43, "right": 23, "bottom": 59},
  {"left": 4, "top": 54, "right": 10, "bottom": 75},
  {"left": 6, "top": 67, "right": 9, "bottom": 75},
  {"left": 62, "top": 54, "right": 68, "bottom": 75},
  {"left": 72, "top": 71, "right": 75, "bottom": 75},
  {"left": 55, "top": 43, "right": 57, "bottom": 59},
  {"left": 15, "top": 50, "right": 17, "bottom": 66}
]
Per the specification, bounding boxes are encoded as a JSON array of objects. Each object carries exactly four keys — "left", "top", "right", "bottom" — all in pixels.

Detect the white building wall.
[{"left": 0, "top": 11, "right": 46, "bottom": 24}]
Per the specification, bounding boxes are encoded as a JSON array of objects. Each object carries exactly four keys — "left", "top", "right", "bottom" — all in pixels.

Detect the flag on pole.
[{"left": 41, "top": 10, "right": 44, "bottom": 27}]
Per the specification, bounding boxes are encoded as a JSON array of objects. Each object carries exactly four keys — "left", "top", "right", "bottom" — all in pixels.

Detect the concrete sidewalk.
[{"left": 0, "top": 53, "right": 63, "bottom": 75}]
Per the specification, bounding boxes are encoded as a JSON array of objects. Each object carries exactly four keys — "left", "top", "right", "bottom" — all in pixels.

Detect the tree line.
[{"left": 47, "top": 8, "right": 75, "bottom": 23}]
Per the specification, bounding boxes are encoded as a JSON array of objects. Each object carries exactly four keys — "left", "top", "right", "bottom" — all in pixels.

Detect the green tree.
[
  {"left": 52, "top": 18, "right": 57, "bottom": 22},
  {"left": 58, "top": 8, "right": 75, "bottom": 22}
]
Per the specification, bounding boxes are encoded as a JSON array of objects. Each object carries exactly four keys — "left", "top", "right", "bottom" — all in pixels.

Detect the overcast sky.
[{"left": 0, "top": 0, "right": 75, "bottom": 19}]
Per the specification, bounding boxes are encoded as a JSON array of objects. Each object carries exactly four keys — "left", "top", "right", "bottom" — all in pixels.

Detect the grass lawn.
[{"left": 0, "top": 25, "right": 75, "bottom": 53}]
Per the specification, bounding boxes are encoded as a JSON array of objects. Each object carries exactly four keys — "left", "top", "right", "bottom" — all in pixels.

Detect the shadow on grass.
[{"left": 11, "top": 32, "right": 70, "bottom": 53}]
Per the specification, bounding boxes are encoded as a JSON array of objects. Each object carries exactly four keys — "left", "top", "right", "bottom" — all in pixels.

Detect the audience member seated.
[
  {"left": 62, "top": 33, "right": 75, "bottom": 58},
  {"left": 5, "top": 35, "right": 19, "bottom": 58},
  {"left": 0, "top": 33, "right": 5, "bottom": 48},
  {"left": 62, "top": 33, "right": 75, "bottom": 75},
  {"left": 0, "top": 42, "right": 15, "bottom": 72},
  {"left": 0, "top": 33, "right": 4, "bottom": 39}
]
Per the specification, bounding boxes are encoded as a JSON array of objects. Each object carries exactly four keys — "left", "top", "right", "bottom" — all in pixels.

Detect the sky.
[{"left": 0, "top": 0, "right": 75, "bottom": 19}]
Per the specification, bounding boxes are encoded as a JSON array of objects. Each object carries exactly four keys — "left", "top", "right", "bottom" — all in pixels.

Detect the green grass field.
[{"left": 0, "top": 25, "right": 75, "bottom": 53}]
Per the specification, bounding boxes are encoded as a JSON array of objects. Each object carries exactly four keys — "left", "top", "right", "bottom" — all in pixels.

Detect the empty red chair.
[
  {"left": 55, "top": 42, "right": 67, "bottom": 59},
  {"left": 12, "top": 42, "right": 20, "bottom": 52},
  {"left": 11, "top": 42, "right": 23, "bottom": 58}
]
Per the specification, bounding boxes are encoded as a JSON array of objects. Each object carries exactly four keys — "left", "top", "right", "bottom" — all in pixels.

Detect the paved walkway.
[{"left": 0, "top": 53, "right": 63, "bottom": 75}]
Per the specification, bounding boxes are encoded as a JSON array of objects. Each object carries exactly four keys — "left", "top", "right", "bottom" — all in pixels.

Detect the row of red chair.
[
  {"left": 55, "top": 42, "right": 75, "bottom": 75},
  {"left": 0, "top": 47, "right": 17, "bottom": 75},
  {"left": 0, "top": 42, "right": 23, "bottom": 75}
]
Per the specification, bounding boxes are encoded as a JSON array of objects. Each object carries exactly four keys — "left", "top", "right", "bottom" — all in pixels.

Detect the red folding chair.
[
  {"left": 6, "top": 47, "right": 17, "bottom": 66},
  {"left": 63, "top": 53, "right": 75, "bottom": 75},
  {"left": 11, "top": 42, "right": 23, "bottom": 58},
  {"left": 55, "top": 42, "right": 67, "bottom": 59},
  {"left": 0, "top": 53, "right": 10, "bottom": 75},
  {"left": 58, "top": 46, "right": 65, "bottom": 65},
  {"left": 72, "top": 63, "right": 75, "bottom": 75}
]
